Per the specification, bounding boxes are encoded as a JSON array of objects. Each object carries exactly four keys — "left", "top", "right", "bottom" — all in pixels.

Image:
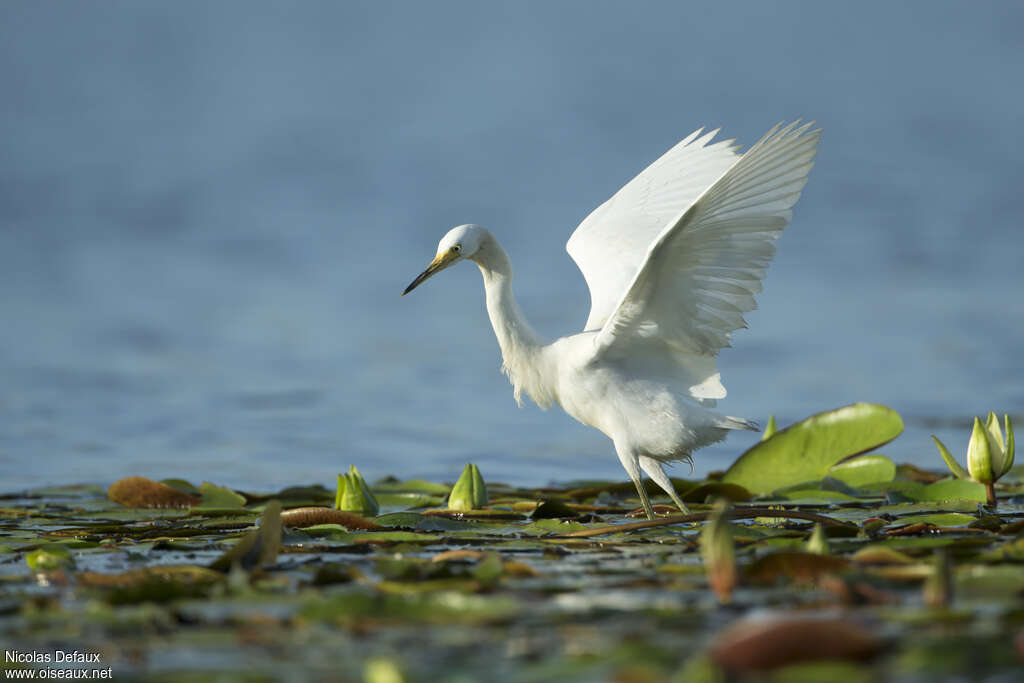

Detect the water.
[{"left": 2, "top": 1, "right": 1023, "bottom": 492}]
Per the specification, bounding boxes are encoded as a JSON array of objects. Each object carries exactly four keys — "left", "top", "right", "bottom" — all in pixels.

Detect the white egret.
[{"left": 403, "top": 121, "right": 820, "bottom": 519}]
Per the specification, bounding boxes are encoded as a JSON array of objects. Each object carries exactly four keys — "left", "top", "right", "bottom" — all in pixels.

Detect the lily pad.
[
  {"left": 723, "top": 404, "right": 904, "bottom": 494},
  {"left": 828, "top": 454, "right": 897, "bottom": 487},
  {"left": 108, "top": 476, "right": 201, "bottom": 508},
  {"left": 195, "top": 482, "right": 247, "bottom": 509},
  {"left": 910, "top": 479, "right": 987, "bottom": 503}
]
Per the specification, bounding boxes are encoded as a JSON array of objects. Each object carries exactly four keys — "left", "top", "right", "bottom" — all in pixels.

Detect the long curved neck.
[{"left": 474, "top": 237, "right": 555, "bottom": 408}]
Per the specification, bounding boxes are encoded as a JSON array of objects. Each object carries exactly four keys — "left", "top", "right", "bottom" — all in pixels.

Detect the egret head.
[{"left": 403, "top": 224, "right": 488, "bottom": 295}]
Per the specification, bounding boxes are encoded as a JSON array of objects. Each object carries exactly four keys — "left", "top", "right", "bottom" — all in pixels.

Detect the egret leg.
[
  {"left": 614, "top": 442, "right": 656, "bottom": 520},
  {"left": 639, "top": 456, "right": 690, "bottom": 514}
]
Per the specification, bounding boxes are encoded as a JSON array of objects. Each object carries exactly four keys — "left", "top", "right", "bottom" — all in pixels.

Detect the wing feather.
[
  {"left": 587, "top": 121, "right": 821, "bottom": 399},
  {"left": 566, "top": 127, "right": 740, "bottom": 331}
]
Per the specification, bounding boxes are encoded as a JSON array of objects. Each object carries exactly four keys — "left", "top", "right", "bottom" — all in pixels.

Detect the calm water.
[{"left": 2, "top": 2, "right": 1023, "bottom": 491}]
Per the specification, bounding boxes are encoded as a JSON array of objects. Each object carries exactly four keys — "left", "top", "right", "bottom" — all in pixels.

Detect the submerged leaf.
[{"left": 722, "top": 404, "right": 904, "bottom": 494}]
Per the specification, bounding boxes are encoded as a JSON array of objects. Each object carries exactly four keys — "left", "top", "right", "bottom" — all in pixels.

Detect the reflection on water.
[{"left": 1, "top": 2, "right": 1023, "bottom": 490}]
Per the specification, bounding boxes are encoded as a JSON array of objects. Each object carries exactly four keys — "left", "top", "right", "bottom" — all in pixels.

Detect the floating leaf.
[
  {"left": 530, "top": 499, "right": 579, "bottom": 519},
  {"left": 850, "top": 545, "right": 915, "bottom": 565},
  {"left": 762, "top": 415, "right": 778, "bottom": 440},
  {"left": 79, "top": 565, "right": 223, "bottom": 604},
  {"left": 709, "top": 615, "right": 884, "bottom": 672},
  {"left": 745, "top": 551, "right": 849, "bottom": 584},
  {"left": 893, "top": 513, "right": 975, "bottom": 527},
  {"left": 108, "top": 476, "right": 200, "bottom": 508},
  {"left": 280, "top": 506, "right": 380, "bottom": 530},
  {"left": 911, "top": 479, "right": 987, "bottom": 503},
  {"left": 828, "top": 454, "right": 896, "bottom": 487},
  {"left": 682, "top": 482, "right": 752, "bottom": 503},
  {"left": 723, "top": 404, "right": 904, "bottom": 494},
  {"left": 196, "top": 482, "right": 246, "bottom": 509}
]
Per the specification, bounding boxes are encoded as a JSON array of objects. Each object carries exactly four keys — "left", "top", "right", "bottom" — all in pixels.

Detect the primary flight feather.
[{"left": 404, "top": 121, "right": 820, "bottom": 519}]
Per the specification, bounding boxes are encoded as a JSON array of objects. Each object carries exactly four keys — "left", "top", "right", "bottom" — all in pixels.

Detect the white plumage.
[{"left": 404, "top": 121, "right": 820, "bottom": 519}]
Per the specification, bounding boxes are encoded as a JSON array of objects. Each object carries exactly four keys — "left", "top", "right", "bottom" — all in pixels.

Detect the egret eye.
[{"left": 452, "top": 245, "right": 461, "bottom": 253}]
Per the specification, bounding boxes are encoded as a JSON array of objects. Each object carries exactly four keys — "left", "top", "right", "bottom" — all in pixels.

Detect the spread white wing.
[
  {"left": 567, "top": 127, "right": 741, "bottom": 332},
  {"left": 569, "top": 121, "right": 820, "bottom": 400}
]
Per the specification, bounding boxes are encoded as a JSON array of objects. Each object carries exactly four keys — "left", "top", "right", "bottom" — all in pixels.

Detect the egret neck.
[{"left": 473, "top": 235, "right": 556, "bottom": 409}]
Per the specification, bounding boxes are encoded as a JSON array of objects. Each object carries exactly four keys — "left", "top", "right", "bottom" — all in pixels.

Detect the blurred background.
[{"left": 1, "top": 1, "right": 1022, "bottom": 491}]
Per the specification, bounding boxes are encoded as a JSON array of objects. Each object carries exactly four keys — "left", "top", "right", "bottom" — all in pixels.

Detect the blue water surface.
[{"left": 2, "top": 1, "right": 1022, "bottom": 491}]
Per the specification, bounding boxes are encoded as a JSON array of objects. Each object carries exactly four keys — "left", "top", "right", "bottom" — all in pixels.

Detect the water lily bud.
[
  {"left": 923, "top": 548, "right": 952, "bottom": 608},
  {"left": 26, "top": 545, "right": 75, "bottom": 572},
  {"left": 335, "top": 465, "right": 379, "bottom": 516},
  {"left": 1003, "top": 414, "right": 1015, "bottom": 474},
  {"left": 701, "top": 500, "right": 737, "bottom": 604},
  {"left": 448, "top": 463, "right": 488, "bottom": 511},
  {"left": 966, "top": 417, "right": 994, "bottom": 485},
  {"left": 985, "top": 413, "right": 1015, "bottom": 478},
  {"left": 806, "top": 523, "right": 829, "bottom": 555}
]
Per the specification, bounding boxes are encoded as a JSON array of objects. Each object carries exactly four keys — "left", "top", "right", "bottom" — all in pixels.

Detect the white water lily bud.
[
  {"left": 967, "top": 417, "right": 995, "bottom": 485},
  {"left": 335, "top": 465, "right": 379, "bottom": 516},
  {"left": 448, "top": 463, "right": 488, "bottom": 511}
]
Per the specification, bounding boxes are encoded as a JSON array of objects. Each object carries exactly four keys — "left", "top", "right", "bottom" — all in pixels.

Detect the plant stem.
[{"left": 985, "top": 482, "right": 996, "bottom": 506}]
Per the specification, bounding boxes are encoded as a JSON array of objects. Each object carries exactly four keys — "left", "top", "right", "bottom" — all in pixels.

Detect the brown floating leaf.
[
  {"left": 745, "top": 551, "right": 850, "bottom": 584},
  {"left": 709, "top": 615, "right": 885, "bottom": 672},
  {"left": 279, "top": 506, "right": 380, "bottom": 530},
  {"left": 108, "top": 476, "right": 201, "bottom": 508},
  {"left": 818, "top": 575, "right": 897, "bottom": 605},
  {"left": 431, "top": 549, "right": 485, "bottom": 563},
  {"left": 502, "top": 560, "right": 540, "bottom": 577},
  {"left": 850, "top": 546, "right": 915, "bottom": 565},
  {"left": 79, "top": 565, "right": 222, "bottom": 604}
]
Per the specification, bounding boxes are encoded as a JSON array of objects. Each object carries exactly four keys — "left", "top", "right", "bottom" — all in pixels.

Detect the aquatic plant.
[
  {"left": 932, "top": 413, "right": 1014, "bottom": 505},
  {"left": 335, "top": 465, "right": 379, "bottom": 516},
  {"left": 448, "top": 463, "right": 488, "bottom": 511}
]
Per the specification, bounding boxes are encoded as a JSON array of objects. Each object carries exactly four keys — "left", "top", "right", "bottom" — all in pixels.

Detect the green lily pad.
[
  {"left": 722, "top": 404, "right": 904, "bottom": 494},
  {"left": 195, "top": 482, "right": 247, "bottom": 509},
  {"left": 910, "top": 479, "right": 987, "bottom": 503},
  {"left": 372, "top": 478, "right": 452, "bottom": 495},
  {"left": 778, "top": 488, "right": 861, "bottom": 502},
  {"left": 828, "top": 454, "right": 897, "bottom": 487},
  {"left": 893, "top": 513, "right": 976, "bottom": 527}
]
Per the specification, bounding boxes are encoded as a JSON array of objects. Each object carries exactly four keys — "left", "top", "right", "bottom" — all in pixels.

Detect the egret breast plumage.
[{"left": 403, "top": 121, "right": 820, "bottom": 519}]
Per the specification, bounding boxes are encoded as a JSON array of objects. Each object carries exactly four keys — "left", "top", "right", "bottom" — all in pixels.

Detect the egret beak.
[{"left": 402, "top": 250, "right": 459, "bottom": 296}]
